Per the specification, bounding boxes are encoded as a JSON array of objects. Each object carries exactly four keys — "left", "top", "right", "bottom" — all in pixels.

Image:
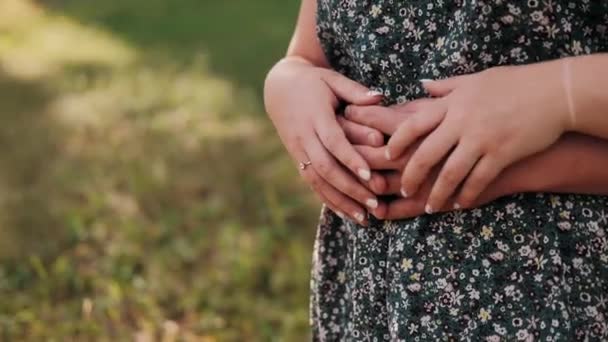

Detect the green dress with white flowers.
[{"left": 311, "top": 1, "right": 608, "bottom": 341}]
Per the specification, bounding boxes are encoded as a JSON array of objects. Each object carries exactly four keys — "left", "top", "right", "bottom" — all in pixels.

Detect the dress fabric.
[{"left": 311, "top": 1, "right": 608, "bottom": 341}]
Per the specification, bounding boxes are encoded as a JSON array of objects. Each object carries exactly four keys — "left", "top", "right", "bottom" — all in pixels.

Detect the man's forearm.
[{"left": 481, "top": 133, "right": 608, "bottom": 202}]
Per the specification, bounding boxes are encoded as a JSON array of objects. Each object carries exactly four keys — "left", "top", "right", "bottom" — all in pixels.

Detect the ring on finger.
[{"left": 299, "top": 160, "right": 312, "bottom": 170}]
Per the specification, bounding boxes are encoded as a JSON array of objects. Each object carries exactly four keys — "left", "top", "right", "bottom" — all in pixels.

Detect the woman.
[{"left": 264, "top": 0, "right": 608, "bottom": 340}]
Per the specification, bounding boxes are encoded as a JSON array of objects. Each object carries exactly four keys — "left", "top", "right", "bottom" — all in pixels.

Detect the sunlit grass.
[{"left": 0, "top": 0, "right": 312, "bottom": 340}]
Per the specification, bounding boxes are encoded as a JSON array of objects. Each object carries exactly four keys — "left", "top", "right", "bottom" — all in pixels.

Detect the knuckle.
[
  {"left": 411, "top": 158, "right": 430, "bottom": 173},
  {"left": 466, "top": 175, "right": 486, "bottom": 191},
  {"left": 440, "top": 168, "right": 461, "bottom": 187},
  {"left": 409, "top": 117, "right": 426, "bottom": 135},
  {"left": 316, "top": 161, "right": 332, "bottom": 177},
  {"left": 341, "top": 153, "right": 357, "bottom": 170},
  {"left": 345, "top": 105, "right": 361, "bottom": 118},
  {"left": 324, "top": 165, "right": 339, "bottom": 181},
  {"left": 473, "top": 167, "right": 494, "bottom": 184},
  {"left": 458, "top": 192, "right": 476, "bottom": 208},
  {"left": 323, "top": 134, "right": 341, "bottom": 151},
  {"left": 368, "top": 114, "right": 383, "bottom": 128},
  {"left": 336, "top": 200, "right": 354, "bottom": 215},
  {"left": 344, "top": 182, "right": 364, "bottom": 200},
  {"left": 371, "top": 177, "right": 386, "bottom": 194}
]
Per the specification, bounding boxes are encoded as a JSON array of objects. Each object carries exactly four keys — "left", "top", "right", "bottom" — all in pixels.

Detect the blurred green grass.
[{"left": 0, "top": 0, "right": 319, "bottom": 340}]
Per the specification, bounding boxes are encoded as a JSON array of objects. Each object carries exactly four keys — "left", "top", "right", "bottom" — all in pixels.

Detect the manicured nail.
[
  {"left": 453, "top": 203, "right": 461, "bottom": 210},
  {"left": 419, "top": 79, "right": 434, "bottom": 83},
  {"left": 425, "top": 204, "right": 434, "bottom": 215},
  {"left": 358, "top": 169, "right": 371, "bottom": 181},
  {"left": 354, "top": 212, "right": 365, "bottom": 223},
  {"left": 385, "top": 149, "right": 391, "bottom": 160},
  {"left": 366, "top": 90, "right": 383, "bottom": 97},
  {"left": 336, "top": 211, "right": 346, "bottom": 219},
  {"left": 400, "top": 188, "right": 408, "bottom": 198},
  {"left": 366, "top": 198, "right": 378, "bottom": 209}
]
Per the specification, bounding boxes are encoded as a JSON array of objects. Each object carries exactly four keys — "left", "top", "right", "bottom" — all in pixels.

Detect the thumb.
[
  {"left": 421, "top": 74, "right": 470, "bottom": 97},
  {"left": 321, "top": 69, "right": 383, "bottom": 105}
]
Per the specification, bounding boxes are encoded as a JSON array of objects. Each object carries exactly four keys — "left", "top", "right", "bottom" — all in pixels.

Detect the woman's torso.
[{"left": 311, "top": 1, "right": 608, "bottom": 341}]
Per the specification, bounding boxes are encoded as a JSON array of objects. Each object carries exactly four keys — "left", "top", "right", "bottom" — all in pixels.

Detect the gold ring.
[{"left": 299, "top": 161, "right": 312, "bottom": 170}]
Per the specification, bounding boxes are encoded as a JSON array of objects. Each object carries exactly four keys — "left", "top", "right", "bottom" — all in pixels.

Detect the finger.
[
  {"left": 344, "top": 105, "right": 410, "bottom": 135},
  {"left": 355, "top": 145, "right": 410, "bottom": 170},
  {"left": 304, "top": 138, "right": 379, "bottom": 211},
  {"left": 337, "top": 116, "right": 384, "bottom": 147},
  {"left": 400, "top": 122, "right": 459, "bottom": 209},
  {"left": 302, "top": 167, "right": 368, "bottom": 225},
  {"left": 363, "top": 171, "right": 402, "bottom": 196},
  {"left": 421, "top": 74, "right": 472, "bottom": 97},
  {"left": 384, "top": 198, "right": 425, "bottom": 220},
  {"left": 315, "top": 114, "right": 372, "bottom": 181},
  {"left": 386, "top": 104, "right": 446, "bottom": 161},
  {"left": 367, "top": 193, "right": 388, "bottom": 220},
  {"left": 366, "top": 171, "right": 388, "bottom": 195},
  {"left": 286, "top": 135, "right": 368, "bottom": 222},
  {"left": 425, "top": 143, "right": 482, "bottom": 212},
  {"left": 317, "top": 192, "right": 345, "bottom": 220},
  {"left": 381, "top": 172, "right": 402, "bottom": 195},
  {"left": 320, "top": 69, "right": 384, "bottom": 105},
  {"left": 390, "top": 98, "right": 434, "bottom": 111},
  {"left": 455, "top": 155, "right": 506, "bottom": 209}
]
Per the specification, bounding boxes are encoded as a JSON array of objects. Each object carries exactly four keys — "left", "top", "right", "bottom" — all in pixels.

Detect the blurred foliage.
[{"left": 0, "top": 0, "right": 319, "bottom": 340}]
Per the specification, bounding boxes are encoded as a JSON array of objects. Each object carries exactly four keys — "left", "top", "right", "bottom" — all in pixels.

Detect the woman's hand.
[
  {"left": 344, "top": 99, "right": 585, "bottom": 220},
  {"left": 264, "top": 57, "right": 386, "bottom": 224},
  {"left": 364, "top": 62, "right": 573, "bottom": 213},
  {"left": 353, "top": 143, "right": 506, "bottom": 220},
  {"left": 341, "top": 103, "right": 464, "bottom": 220}
]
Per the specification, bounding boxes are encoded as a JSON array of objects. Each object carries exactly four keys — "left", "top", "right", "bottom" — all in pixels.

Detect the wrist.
[
  {"left": 533, "top": 59, "right": 575, "bottom": 133},
  {"left": 558, "top": 54, "right": 608, "bottom": 138}
]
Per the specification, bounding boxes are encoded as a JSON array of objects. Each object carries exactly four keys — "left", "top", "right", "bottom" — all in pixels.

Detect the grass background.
[{"left": 0, "top": 0, "right": 320, "bottom": 340}]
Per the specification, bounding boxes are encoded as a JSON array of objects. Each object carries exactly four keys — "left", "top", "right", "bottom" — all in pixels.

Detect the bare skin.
[{"left": 265, "top": 0, "right": 608, "bottom": 223}]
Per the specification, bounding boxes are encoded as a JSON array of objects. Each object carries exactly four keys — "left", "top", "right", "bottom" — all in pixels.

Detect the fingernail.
[
  {"left": 400, "top": 188, "right": 408, "bottom": 198},
  {"left": 453, "top": 203, "right": 461, "bottom": 210},
  {"left": 366, "top": 90, "right": 383, "bottom": 97},
  {"left": 358, "top": 169, "right": 371, "bottom": 181},
  {"left": 336, "top": 211, "right": 346, "bottom": 219},
  {"left": 425, "top": 204, "right": 434, "bottom": 215},
  {"left": 368, "top": 132, "right": 380, "bottom": 145},
  {"left": 384, "top": 148, "right": 391, "bottom": 160},
  {"left": 366, "top": 198, "right": 378, "bottom": 209},
  {"left": 354, "top": 212, "right": 365, "bottom": 223},
  {"left": 419, "top": 79, "right": 434, "bottom": 83},
  {"left": 344, "top": 105, "right": 352, "bottom": 116}
]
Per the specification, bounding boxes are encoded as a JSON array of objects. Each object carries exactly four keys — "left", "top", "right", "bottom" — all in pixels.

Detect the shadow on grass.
[
  {"left": 0, "top": 65, "right": 315, "bottom": 339},
  {"left": 0, "top": 69, "right": 71, "bottom": 258},
  {"left": 41, "top": 0, "right": 300, "bottom": 97}
]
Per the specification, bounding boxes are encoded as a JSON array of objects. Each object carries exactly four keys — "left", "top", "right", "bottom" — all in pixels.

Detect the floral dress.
[{"left": 310, "top": 1, "right": 608, "bottom": 341}]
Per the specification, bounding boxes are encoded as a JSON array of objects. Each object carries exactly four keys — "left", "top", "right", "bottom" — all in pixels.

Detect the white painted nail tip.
[
  {"left": 419, "top": 79, "right": 434, "bottom": 83},
  {"left": 367, "top": 90, "right": 383, "bottom": 97},
  {"left": 384, "top": 149, "right": 391, "bottom": 160},
  {"left": 400, "top": 188, "right": 408, "bottom": 198},
  {"left": 358, "top": 169, "right": 371, "bottom": 181},
  {"left": 453, "top": 203, "right": 461, "bottom": 210},
  {"left": 425, "top": 204, "right": 434, "bottom": 215},
  {"left": 366, "top": 198, "right": 378, "bottom": 209},
  {"left": 336, "top": 211, "right": 346, "bottom": 219},
  {"left": 354, "top": 212, "right": 365, "bottom": 223}
]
